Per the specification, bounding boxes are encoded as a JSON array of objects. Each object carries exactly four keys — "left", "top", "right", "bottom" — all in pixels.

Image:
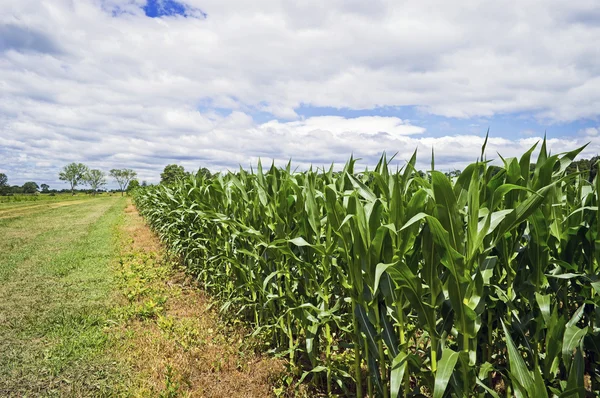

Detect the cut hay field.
[
  {"left": 0, "top": 196, "right": 128, "bottom": 396},
  {"left": 0, "top": 195, "right": 281, "bottom": 397}
]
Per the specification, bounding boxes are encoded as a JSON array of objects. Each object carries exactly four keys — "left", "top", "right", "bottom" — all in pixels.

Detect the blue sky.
[
  {"left": 143, "top": 0, "right": 187, "bottom": 17},
  {"left": 142, "top": 0, "right": 206, "bottom": 19},
  {"left": 1, "top": 0, "right": 600, "bottom": 188}
]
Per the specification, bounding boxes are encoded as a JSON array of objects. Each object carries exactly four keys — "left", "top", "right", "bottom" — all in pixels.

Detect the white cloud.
[
  {"left": 2, "top": 108, "right": 599, "bottom": 187},
  {"left": 580, "top": 127, "right": 599, "bottom": 136},
  {"left": 1, "top": 0, "right": 600, "bottom": 186}
]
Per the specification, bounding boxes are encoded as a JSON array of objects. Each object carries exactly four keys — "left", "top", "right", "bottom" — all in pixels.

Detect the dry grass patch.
[
  {"left": 115, "top": 203, "right": 285, "bottom": 397},
  {"left": 0, "top": 199, "right": 89, "bottom": 220}
]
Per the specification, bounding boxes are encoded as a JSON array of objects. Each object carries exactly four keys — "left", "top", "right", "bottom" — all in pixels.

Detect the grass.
[
  {"left": 112, "top": 203, "right": 286, "bottom": 397},
  {"left": 0, "top": 195, "right": 286, "bottom": 397},
  {"left": 0, "top": 192, "right": 96, "bottom": 204},
  {"left": 0, "top": 196, "right": 128, "bottom": 396},
  {"left": 0, "top": 197, "right": 97, "bottom": 222}
]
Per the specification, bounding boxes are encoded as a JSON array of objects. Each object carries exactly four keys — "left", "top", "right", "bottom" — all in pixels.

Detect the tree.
[
  {"left": 198, "top": 167, "right": 212, "bottom": 179},
  {"left": 110, "top": 169, "right": 137, "bottom": 196},
  {"left": 141, "top": 180, "right": 148, "bottom": 187},
  {"left": 590, "top": 155, "right": 600, "bottom": 182},
  {"left": 0, "top": 173, "right": 8, "bottom": 195},
  {"left": 445, "top": 169, "right": 461, "bottom": 178},
  {"left": 127, "top": 179, "right": 140, "bottom": 192},
  {"left": 22, "top": 181, "right": 39, "bottom": 194},
  {"left": 85, "top": 169, "right": 106, "bottom": 195},
  {"left": 40, "top": 183, "right": 50, "bottom": 193},
  {"left": 160, "top": 164, "right": 187, "bottom": 185},
  {"left": 59, "top": 163, "right": 89, "bottom": 195}
]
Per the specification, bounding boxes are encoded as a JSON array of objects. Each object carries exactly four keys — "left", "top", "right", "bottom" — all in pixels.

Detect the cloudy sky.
[{"left": 1, "top": 0, "right": 600, "bottom": 187}]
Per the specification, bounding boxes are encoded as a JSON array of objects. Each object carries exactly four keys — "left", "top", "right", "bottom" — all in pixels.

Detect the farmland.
[
  {"left": 134, "top": 140, "right": 600, "bottom": 397},
  {"left": 0, "top": 196, "right": 128, "bottom": 395},
  {"left": 0, "top": 193, "right": 284, "bottom": 397}
]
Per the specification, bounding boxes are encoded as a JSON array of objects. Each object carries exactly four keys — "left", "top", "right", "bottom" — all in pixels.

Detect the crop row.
[{"left": 134, "top": 139, "right": 599, "bottom": 397}]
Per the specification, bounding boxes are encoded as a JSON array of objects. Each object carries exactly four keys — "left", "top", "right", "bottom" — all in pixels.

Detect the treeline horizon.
[{"left": 1, "top": 155, "right": 597, "bottom": 196}]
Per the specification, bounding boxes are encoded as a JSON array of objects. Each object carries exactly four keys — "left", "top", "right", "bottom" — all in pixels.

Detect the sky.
[{"left": 1, "top": 0, "right": 600, "bottom": 188}]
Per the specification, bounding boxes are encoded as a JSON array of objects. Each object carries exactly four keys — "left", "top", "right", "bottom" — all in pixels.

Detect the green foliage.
[
  {"left": 127, "top": 179, "right": 140, "bottom": 192},
  {"left": 59, "top": 162, "right": 89, "bottom": 195},
  {"left": 566, "top": 155, "right": 600, "bottom": 182},
  {"left": 110, "top": 169, "right": 137, "bottom": 196},
  {"left": 40, "top": 183, "right": 50, "bottom": 193},
  {"left": 160, "top": 164, "right": 187, "bottom": 185},
  {"left": 197, "top": 167, "right": 212, "bottom": 179},
  {"left": 0, "top": 197, "right": 128, "bottom": 395},
  {"left": 134, "top": 144, "right": 600, "bottom": 397},
  {"left": 85, "top": 169, "right": 107, "bottom": 194},
  {"left": 22, "top": 181, "right": 39, "bottom": 194}
]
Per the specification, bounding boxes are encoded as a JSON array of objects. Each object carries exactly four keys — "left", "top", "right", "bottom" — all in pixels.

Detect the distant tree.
[
  {"left": 141, "top": 180, "right": 148, "bottom": 187},
  {"left": 590, "top": 156, "right": 600, "bottom": 182},
  {"left": 22, "top": 181, "right": 39, "bottom": 194},
  {"left": 488, "top": 165, "right": 504, "bottom": 177},
  {"left": 85, "top": 169, "right": 107, "bottom": 195},
  {"left": 110, "top": 169, "right": 137, "bottom": 196},
  {"left": 127, "top": 179, "right": 140, "bottom": 192},
  {"left": 0, "top": 173, "right": 8, "bottom": 195},
  {"left": 445, "top": 169, "right": 461, "bottom": 178},
  {"left": 160, "top": 164, "right": 187, "bottom": 185},
  {"left": 11, "top": 185, "right": 24, "bottom": 194},
  {"left": 564, "top": 156, "right": 600, "bottom": 182},
  {"left": 566, "top": 159, "right": 591, "bottom": 175},
  {"left": 197, "top": 167, "right": 212, "bottom": 179},
  {"left": 59, "top": 163, "right": 89, "bottom": 195},
  {"left": 40, "top": 183, "right": 50, "bottom": 193}
]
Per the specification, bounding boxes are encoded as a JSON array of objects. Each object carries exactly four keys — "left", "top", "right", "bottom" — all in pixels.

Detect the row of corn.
[{"left": 133, "top": 139, "right": 599, "bottom": 397}]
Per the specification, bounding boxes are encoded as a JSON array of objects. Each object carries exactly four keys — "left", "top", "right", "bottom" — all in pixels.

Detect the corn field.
[{"left": 134, "top": 139, "right": 599, "bottom": 397}]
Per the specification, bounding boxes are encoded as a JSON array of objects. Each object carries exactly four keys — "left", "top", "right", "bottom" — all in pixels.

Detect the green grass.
[
  {"left": 0, "top": 192, "right": 93, "bottom": 204},
  {"left": 0, "top": 196, "right": 128, "bottom": 397}
]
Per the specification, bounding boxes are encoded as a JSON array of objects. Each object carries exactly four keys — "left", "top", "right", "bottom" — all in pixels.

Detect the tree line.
[
  {"left": 159, "top": 164, "right": 211, "bottom": 185},
  {"left": 1, "top": 156, "right": 595, "bottom": 197},
  {"left": 0, "top": 174, "right": 48, "bottom": 195},
  {"left": 0, "top": 163, "right": 141, "bottom": 196},
  {"left": 0, "top": 162, "right": 208, "bottom": 197},
  {"left": 57, "top": 163, "right": 138, "bottom": 196}
]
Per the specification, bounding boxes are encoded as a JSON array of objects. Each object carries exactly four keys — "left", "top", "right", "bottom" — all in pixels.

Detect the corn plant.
[{"left": 134, "top": 139, "right": 599, "bottom": 397}]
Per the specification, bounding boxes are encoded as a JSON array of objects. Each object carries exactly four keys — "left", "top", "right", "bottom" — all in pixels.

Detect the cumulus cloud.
[
  {"left": 2, "top": 107, "right": 599, "bottom": 187},
  {"left": 580, "top": 127, "right": 599, "bottom": 137},
  {"left": 1, "top": 0, "right": 600, "bottom": 186}
]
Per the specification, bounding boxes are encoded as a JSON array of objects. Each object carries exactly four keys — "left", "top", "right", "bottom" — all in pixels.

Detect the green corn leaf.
[
  {"left": 433, "top": 348, "right": 459, "bottom": 398},
  {"left": 562, "top": 348, "right": 585, "bottom": 398},
  {"left": 390, "top": 352, "right": 407, "bottom": 398},
  {"left": 355, "top": 304, "right": 379, "bottom": 360},
  {"left": 475, "top": 378, "right": 500, "bottom": 398},
  {"left": 562, "top": 325, "right": 587, "bottom": 370},
  {"left": 373, "top": 262, "right": 397, "bottom": 296},
  {"left": 501, "top": 320, "right": 536, "bottom": 396},
  {"left": 535, "top": 293, "right": 551, "bottom": 325},
  {"left": 347, "top": 172, "right": 377, "bottom": 202},
  {"left": 532, "top": 362, "right": 549, "bottom": 398}
]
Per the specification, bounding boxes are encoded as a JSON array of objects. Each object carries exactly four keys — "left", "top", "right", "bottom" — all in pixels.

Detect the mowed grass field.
[
  {"left": 0, "top": 196, "right": 128, "bottom": 396},
  {"left": 0, "top": 195, "right": 284, "bottom": 397}
]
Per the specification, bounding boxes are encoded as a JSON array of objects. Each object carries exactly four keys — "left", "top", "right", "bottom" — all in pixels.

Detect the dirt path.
[{"left": 114, "top": 203, "right": 285, "bottom": 397}]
